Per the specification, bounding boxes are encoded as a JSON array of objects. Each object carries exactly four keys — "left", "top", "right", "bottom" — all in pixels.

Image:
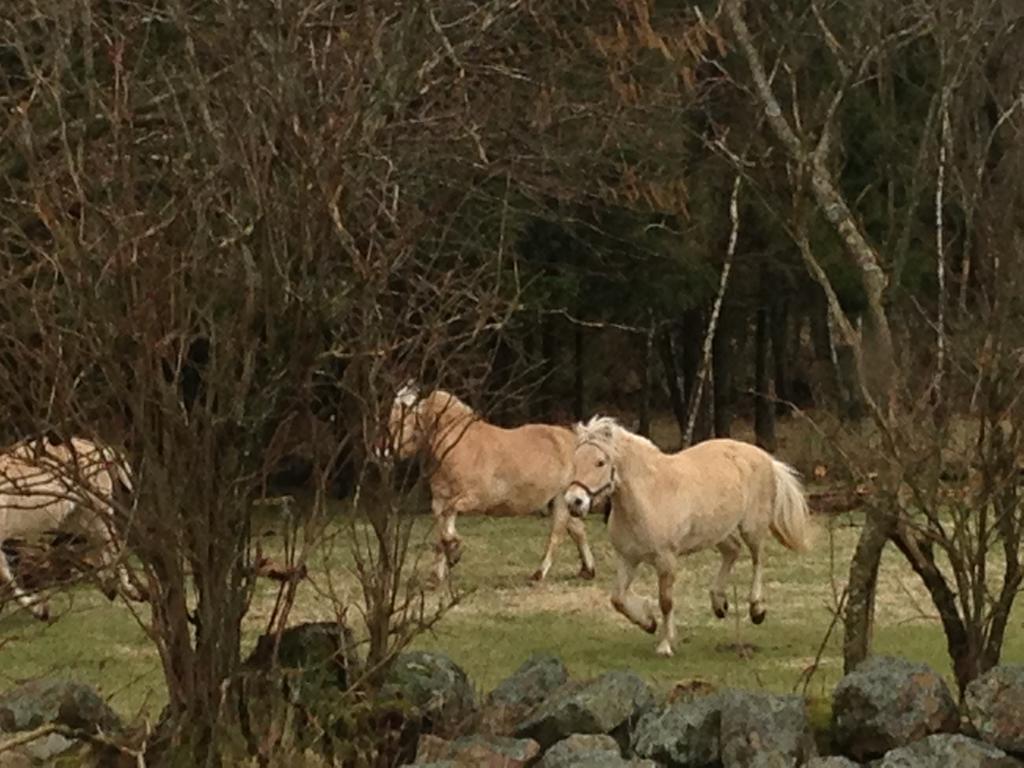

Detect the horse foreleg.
[
  {"left": 0, "top": 549, "right": 49, "bottom": 621},
  {"left": 429, "top": 499, "right": 450, "bottom": 585},
  {"left": 429, "top": 497, "right": 464, "bottom": 585},
  {"left": 92, "top": 517, "right": 147, "bottom": 603},
  {"left": 610, "top": 556, "right": 657, "bottom": 635},
  {"left": 655, "top": 556, "right": 677, "bottom": 657},
  {"left": 711, "top": 535, "right": 742, "bottom": 619},
  {"left": 745, "top": 535, "right": 767, "bottom": 624},
  {"left": 532, "top": 501, "right": 565, "bottom": 582},
  {"left": 567, "top": 515, "right": 596, "bottom": 580}
]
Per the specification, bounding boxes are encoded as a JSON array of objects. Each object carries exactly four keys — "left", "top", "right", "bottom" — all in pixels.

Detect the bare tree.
[
  {"left": 0, "top": 0, "right": 568, "bottom": 761},
  {"left": 722, "top": 0, "right": 1024, "bottom": 694}
]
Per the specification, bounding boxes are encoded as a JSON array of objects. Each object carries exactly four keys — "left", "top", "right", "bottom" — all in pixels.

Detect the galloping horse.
[
  {"left": 0, "top": 436, "right": 147, "bottom": 620},
  {"left": 564, "top": 416, "right": 812, "bottom": 657},
  {"left": 376, "top": 384, "right": 596, "bottom": 584}
]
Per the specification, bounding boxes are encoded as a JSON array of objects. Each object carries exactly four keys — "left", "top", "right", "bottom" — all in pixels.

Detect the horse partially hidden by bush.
[
  {"left": 564, "top": 416, "right": 813, "bottom": 657},
  {"left": 0, "top": 436, "right": 147, "bottom": 620},
  {"left": 375, "top": 383, "right": 596, "bottom": 585}
]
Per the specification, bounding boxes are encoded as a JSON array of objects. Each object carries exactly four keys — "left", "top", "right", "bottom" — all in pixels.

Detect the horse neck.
[
  {"left": 420, "top": 391, "right": 478, "bottom": 455},
  {"left": 610, "top": 431, "right": 662, "bottom": 513}
]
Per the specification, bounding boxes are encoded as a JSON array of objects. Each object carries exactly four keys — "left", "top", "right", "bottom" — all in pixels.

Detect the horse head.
[
  {"left": 374, "top": 380, "right": 423, "bottom": 461},
  {"left": 565, "top": 416, "right": 619, "bottom": 518}
]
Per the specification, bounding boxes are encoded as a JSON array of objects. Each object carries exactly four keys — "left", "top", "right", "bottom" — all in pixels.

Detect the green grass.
[{"left": 4, "top": 503, "right": 1021, "bottom": 727}]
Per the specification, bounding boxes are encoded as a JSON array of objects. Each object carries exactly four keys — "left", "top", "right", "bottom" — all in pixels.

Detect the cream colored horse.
[
  {"left": 0, "top": 436, "right": 146, "bottom": 620},
  {"left": 564, "top": 416, "right": 812, "bottom": 657},
  {"left": 376, "top": 384, "right": 596, "bottom": 584}
]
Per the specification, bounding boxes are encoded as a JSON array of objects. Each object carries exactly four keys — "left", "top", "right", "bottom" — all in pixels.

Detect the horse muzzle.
[{"left": 564, "top": 486, "right": 593, "bottom": 518}]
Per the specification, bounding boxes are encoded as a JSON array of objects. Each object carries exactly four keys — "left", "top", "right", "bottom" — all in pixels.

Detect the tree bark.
[{"left": 842, "top": 505, "right": 892, "bottom": 673}]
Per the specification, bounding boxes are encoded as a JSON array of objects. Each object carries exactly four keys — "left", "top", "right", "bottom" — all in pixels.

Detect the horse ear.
[{"left": 396, "top": 380, "right": 420, "bottom": 407}]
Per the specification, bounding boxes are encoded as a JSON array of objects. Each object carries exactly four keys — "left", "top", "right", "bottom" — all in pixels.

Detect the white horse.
[
  {"left": 375, "top": 383, "right": 596, "bottom": 584},
  {"left": 0, "top": 436, "right": 147, "bottom": 620},
  {"left": 564, "top": 416, "right": 813, "bottom": 657}
]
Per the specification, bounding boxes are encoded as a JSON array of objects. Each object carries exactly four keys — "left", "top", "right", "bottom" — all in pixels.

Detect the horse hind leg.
[
  {"left": 429, "top": 499, "right": 463, "bottom": 586},
  {"left": 90, "top": 515, "right": 147, "bottom": 603},
  {"left": 655, "top": 556, "right": 677, "bottom": 657},
  {"left": 567, "top": 514, "right": 596, "bottom": 580},
  {"left": 711, "top": 535, "right": 742, "bottom": 619},
  {"left": 743, "top": 532, "right": 767, "bottom": 625},
  {"left": 532, "top": 499, "right": 564, "bottom": 581},
  {"left": 0, "top": 548, "right": 49, "bottom": 621}
]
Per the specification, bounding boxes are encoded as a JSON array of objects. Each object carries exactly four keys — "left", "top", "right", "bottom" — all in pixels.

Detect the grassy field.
[
  {"left": 4, "top": 503, "right": 1021, "bottom": 730},
  {"left": 2, "top": 415, "right": 1022, "bottom": 731}
]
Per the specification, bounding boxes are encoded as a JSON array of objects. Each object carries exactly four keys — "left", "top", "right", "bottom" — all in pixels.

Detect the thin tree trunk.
[
  {"left": 727, "top": 2, "right": 905, "bottom": 678},
  {"left": 843, "top": 505, "right": 892, "bottom": 674},
  {"left": 680, "top": 311, "right": 711, "bottom": 443},
  {"left": 890, "top": 525, "right": 975, "bottom": 697},
  {"left": 712, "top": 324, "right": 733, "bottom": 438},
  {"left": 659, "top": 324, "right": 687, "bottom": 443},
  {"left": 573, "top": 321, "right": 585, "bottom": 421},
  {"left": 807, "top": 285, "right": 842, "bottom": 407},
  {"left": 771, "top": 297, "right": 790, "bottom": 414},
  {"left": 638, "top": 316, "right": 656, "bottom": 437},
  {"left": 835, "top": 342, "right": 867, "bottom": 421},
  {"left": 754, "top": 281, "right": 776, "bottom": 451},
  {"left": 685, "top": 173, "right": 741, "bottom": 445}
]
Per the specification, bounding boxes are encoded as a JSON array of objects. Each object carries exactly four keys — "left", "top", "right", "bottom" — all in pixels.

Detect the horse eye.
[{"left": 596, "top": 459, "right": 606, "bottom": 468}]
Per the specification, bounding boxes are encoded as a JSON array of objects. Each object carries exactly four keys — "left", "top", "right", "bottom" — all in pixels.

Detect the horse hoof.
[
  {"left": 530, "top": 570, "right": 544, "bottom": 582},
  {"left": 578, "top": 566, "right": 596, "bottom": 581},
  {"left": 750, "top": 606, "right": 767, "bottom": 625},
  {"left": 655, "top": 642, "right": 674, "bottom": 658},
  {"left": 35, "top": 606, "right": 51, "bottom": 622},
  {"left": 713, "top": 606, "right": 727, "bottom": 620}
]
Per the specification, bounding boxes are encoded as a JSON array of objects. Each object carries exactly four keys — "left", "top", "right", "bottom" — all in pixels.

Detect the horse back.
[{"left": 433, "top": 421, "right": 574, "bottom": 513}]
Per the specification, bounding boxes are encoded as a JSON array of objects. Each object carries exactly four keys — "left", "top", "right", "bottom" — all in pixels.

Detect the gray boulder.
[
  {"left": 243, "top": 620, "right": 360, "bottom": 704},
  {"left": 0, "top": 679, "right": 122, "bottom": 735},
  {"left": 414, "top": 733, "right": 541, "bottom": 766},
  {"left": 832, "top": 656, "right": 958, "bottom": 761},
  {"left": 536, "top": 733, "right": 658, "bottom": 768},
  {"left": 381, "top": 651, "right": 478, "bottom": 736},
  {"left": 631, "top": 691, "right": 724, "bottom": 766},
  {"left": 871, "top": 734, "right": 1023, "bottom": 767},
  {"left": 0, "top": 679, "right": 123, "bottom": 764},
  {"left": 481, "top": 654, "right": 569, "bottom": 735},
  {"left": 719, "top": 691, "right": 817, "bottom": 768},
  {"left": 515, "top": 670, "right": 655, "bottom": 749},
  {"left": 966, "top": 665, "right": 1024, "bottom": 754}
]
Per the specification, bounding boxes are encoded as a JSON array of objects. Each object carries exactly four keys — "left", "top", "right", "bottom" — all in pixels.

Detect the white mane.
[
  {"left": 573, "top": 414, "right": 658, "bottom": 460},
  {"left": 392, "top": 381, "right": 478, "bottom": 420},
  {"left": 395, "top": 381, "right": 420, "bottom": 408}
]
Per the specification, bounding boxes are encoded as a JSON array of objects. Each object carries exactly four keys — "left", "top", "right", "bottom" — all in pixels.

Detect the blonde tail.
[{"left": 769, "top": 459, "right": 813, "bottom": 552}]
